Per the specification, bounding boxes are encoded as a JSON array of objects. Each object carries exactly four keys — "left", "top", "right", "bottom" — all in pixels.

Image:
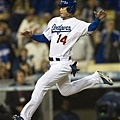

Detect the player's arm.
[
  {"left": 31, "top": 34, "right": 48, "bottom": 42},
  {"left": 88, "top": 18, "right": 100, "bottom": 32},
  {"left": 88, "top": 9, "right": 106, "bottom": 32},
  {"left": 20, "top": 30, "right": 49, "bottom": 42}
]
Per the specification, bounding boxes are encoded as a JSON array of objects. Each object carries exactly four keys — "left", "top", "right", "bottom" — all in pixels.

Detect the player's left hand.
[{"left": 94, "top": 9, "right": 107, "bottom": 20}]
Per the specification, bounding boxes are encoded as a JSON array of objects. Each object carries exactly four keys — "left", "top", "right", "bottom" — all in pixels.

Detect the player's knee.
[{"left": 60, "top": 91, "right": 70, "bottom": 97}]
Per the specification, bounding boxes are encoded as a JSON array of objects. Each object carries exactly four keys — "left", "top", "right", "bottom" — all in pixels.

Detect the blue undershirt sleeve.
[
  {"left": 88, "top": 18, "right": 100, "bottom": 32},
  {"left": 31, "top": 34, "right": 49, "bottom": 42}
]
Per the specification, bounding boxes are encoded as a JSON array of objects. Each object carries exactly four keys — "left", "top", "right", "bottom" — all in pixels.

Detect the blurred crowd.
[{"left": 0, "top": 0, "right": 120, "bottom": 80}]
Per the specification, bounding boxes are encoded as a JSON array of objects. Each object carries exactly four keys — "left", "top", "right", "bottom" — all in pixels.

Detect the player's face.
[{"left": 60, "top": 7, "right": 71, "bottom": 19}]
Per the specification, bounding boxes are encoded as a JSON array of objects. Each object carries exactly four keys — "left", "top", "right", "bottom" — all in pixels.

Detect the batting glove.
[{"left": 70, "top": 61, "right": 79, "bottom": 77}]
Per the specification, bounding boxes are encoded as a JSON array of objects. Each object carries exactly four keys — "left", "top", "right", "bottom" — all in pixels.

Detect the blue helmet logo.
[{"left": 59, "top": 0, "right": 77, "bottom": 14}]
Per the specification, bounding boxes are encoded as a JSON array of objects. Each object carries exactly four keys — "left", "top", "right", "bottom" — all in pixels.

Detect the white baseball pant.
[{"left": 20, "top": 60, "right": 103, "bottom": 120}]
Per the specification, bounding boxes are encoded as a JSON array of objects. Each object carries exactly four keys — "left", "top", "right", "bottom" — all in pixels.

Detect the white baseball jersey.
[{"left": 43, "top": 17, "right": 90, "bottom": 58}]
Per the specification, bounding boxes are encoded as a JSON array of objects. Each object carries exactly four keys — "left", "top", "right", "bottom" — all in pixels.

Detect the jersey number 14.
[{"left": 57, "top": 34, "right": 67, "bottom": 45}]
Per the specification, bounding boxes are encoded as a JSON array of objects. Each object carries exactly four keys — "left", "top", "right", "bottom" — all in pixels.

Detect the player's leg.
[
  {"left": 13, "top": 62, "right": 71, "bottom": 120},
  {"left": 20, "top": 68, "right": 62, "bottom": 120},
  {"left": 57, "top": 71, "right": 113, "bottom": 96}
]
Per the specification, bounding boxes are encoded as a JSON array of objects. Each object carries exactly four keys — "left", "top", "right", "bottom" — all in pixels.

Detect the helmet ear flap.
[
  {"left": 67, "top": 6, "right": 72, "bottom": 13},
  {"left": 67, "top": 4, "right": 76, "bottom": 14}
]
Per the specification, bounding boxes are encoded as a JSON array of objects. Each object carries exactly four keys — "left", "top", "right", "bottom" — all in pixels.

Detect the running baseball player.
[{"left": 13, "top": 0, "right": 113, "bottom": 120}]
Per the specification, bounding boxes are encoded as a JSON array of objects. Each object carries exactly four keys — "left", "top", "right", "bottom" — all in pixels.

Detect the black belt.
[{"left": 49, "top": 56, "right": 71, "bottom": 61}]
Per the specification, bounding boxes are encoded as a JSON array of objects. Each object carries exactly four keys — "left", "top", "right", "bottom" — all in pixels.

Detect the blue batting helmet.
[{"left": 59, "top": 0, "right": 77, "bottom": 14}]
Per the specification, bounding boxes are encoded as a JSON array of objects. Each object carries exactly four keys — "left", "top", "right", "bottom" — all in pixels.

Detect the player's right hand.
[{"left": 20, "top": 30, "right": 33, "bottom": 38}]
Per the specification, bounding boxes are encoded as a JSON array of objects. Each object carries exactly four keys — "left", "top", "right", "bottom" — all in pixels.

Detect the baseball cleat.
[
  {"left": 12, "top": 115, "right": 24, "bottom": 120},
  {"left": 97, "top": 71, "right": 113, "bottom": 85}
]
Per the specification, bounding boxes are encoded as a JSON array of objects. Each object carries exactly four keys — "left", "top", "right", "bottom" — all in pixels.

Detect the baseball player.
[{"left": 13, "top": 0, "right": 113, "bottom": 120}]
